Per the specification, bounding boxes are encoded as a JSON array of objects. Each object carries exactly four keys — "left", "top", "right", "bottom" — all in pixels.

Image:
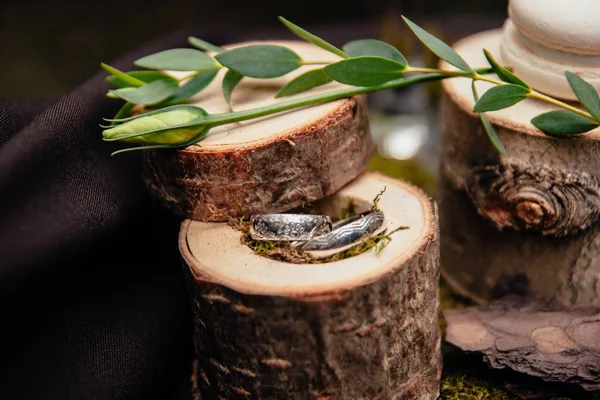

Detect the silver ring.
[
  {"left": 292, "top": 210, "right": 385, "bottom": 251},
  {"left": 249, "top": 214, "right": 333, "bottom": 241}
]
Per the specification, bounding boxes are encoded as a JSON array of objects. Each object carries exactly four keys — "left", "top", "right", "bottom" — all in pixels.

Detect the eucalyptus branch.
[{"left": 100, "top": 15, "right": 600, "bottom": 155}]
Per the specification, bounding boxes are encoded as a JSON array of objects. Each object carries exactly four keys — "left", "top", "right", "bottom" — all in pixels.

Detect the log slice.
[
  {"left": 440, "top": 29, "right": 600, "bottom": 306},
  {"left": 179, "top": 172, "right": 442, "bottom": 399},
  {"left": 142, "top": 40, "right": 374, "bottom": 221}
]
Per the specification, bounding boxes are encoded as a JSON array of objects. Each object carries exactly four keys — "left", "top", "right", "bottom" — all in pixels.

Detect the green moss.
[{"left": 439, "top": 376, "right": 518, "bottom": 400}]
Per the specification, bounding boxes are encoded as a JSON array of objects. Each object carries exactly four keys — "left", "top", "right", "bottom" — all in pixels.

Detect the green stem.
[
  {"left": 475, "top": 73, "right": 595, "bottom": 120},
  {"left": 203, "top": 73, "right": 447, "bottom": 126},
  {"left": 405, "top": 66, "right": 474, "bottom": 78},
  {"left": 408, "top": 66, "right": 597, "bottom": 121},
  {"left": 528, "top": 91, "right": 594, "bottom": 119},
  {"left": 301, "top": 61, "right": 331, "bottom": 65}
]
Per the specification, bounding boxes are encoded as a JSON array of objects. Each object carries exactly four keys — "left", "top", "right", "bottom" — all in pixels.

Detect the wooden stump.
[
  {"left": 440, "top": 29, "right": 600, "bottom": 306},
  {"left": 179, "top": 172, "right": 442, "bottom": 399},
  {"left": 444, "top": 296, "right": 600, "bottom": 392},
  {"left": 142, "top": 40, "right": 374, "bottom": 221}
]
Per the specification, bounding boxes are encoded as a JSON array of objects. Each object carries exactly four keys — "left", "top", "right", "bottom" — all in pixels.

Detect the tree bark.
[
  {"left": 179, "top": 172, "right": 442, "bottom": 399},
  {"left": 439, "top": 29, "right": 600, "bottom": 306},
  {"left": 142, "top": 40, "right": 374, "bottom": 222},
  {"left": 444, "top": 296, "right": 600, "bottom": 392}
]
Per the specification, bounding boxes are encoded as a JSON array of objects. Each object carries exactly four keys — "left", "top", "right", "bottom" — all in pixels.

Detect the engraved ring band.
[
  {"left": 292, "top": 210, "right": 385, "bottom": 251},
  {"left": 249, "top": 210, "right": 385, "bottom": 251},
  {"left": 249, "top": 214, "right": 333, "bottom": 241}
]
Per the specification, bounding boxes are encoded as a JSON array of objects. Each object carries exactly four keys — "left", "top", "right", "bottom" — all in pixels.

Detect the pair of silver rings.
[{"left": 249, "top": 210, "right": 384, "bottom": 252}]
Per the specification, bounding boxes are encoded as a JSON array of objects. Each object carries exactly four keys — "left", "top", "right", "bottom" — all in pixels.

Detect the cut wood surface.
[
  {"left": 179, "top": 172, "right": 442, "bottom": 399},
  {"left": 440, "top": 29, "right": 600, "bottom": 306},
  {"left": 444, "top": 296, "right": 600, "bottom": 392},
  {"left": 142, "top": 40, "right": 374, "bottom": 221}
]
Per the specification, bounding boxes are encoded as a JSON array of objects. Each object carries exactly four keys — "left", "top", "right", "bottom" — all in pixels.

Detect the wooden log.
[
  {"left": 439, "top": 29, "right": 600, "bottom": 306},
  {"left": 444, "top": 296, "right": 600, "bottom": 392},
  {"left": 142, "top": 40, "right": 374, "bottom": 221},
  {"left": 179, "top": 172, "right": 442, "bottom": 399}
]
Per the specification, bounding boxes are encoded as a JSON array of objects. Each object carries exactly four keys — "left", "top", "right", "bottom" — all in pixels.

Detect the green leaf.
[
  {"left": 402, "top": 16, "right": 472, "bottom": 72},
  {"left": 342, "top": 39, "right": 407, "bottom": 65},
  {"left": 566, "top": 71, "right": 600, "bottom": 121},
  {"left": 107, "top": 88, "right": 135, "bottom": 99},
  {"left": 110, "top": 78, "right": 179, "bottom": 105},
  {"left": 106, "top": 70, "right": 171, "bottom": 88},
  {"left": 160, "top": 69, "right": 218, "bottom": 105},
  {"left": 531, "top": 110, "right": 599, "bottom": 136},
  {"left": 473, "top": 84, "right": 530, "bottom": 112},
  {"left": 275, "top": 68, "right": 333, "bottom": 98},
  {"left": 101, "top": 63, "right": 145, "bottom": 87},
  {"left": 222, "top": 70, "right": 243, "bottom": 108},
  {"left": 135, "top": 49, "right": 218, "bottom": 71},
  {"left": 215, "top": 45, "right": 302, "bottom": 78},
  {"left": 483, "top": 49, "right": 528, "bottom": 88},
  {"left": 188, "top": 37, "right": 225, "bottom": 53},
  {"left": 471, "top": 81, "right": 507, "bottom": 155},
  {"left": 324, "top": 56, "right": 405, "bottom": 86},
  {"left": 278, "top": 16, "right": 347, "bottom": 58}
]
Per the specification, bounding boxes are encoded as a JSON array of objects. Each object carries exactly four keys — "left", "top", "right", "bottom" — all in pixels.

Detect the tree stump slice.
[
  {"left": 179, "top": 172, "right": 442, "bottom": 399},
  {"left": 440, "top": 29, "right": 600, "bottom": 306},
  {"left": 142, "top": 40, "right": 374, "bottom": 221},
  {"left": 444, "top": 296, "right": 600, "bottom": 392}
]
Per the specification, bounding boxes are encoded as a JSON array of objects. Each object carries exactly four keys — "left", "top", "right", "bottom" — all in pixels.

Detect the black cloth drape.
[{"left": 0, "top": 32, "right": 216, "bottom": 399}]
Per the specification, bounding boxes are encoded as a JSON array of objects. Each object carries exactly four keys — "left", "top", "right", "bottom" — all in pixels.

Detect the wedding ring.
[
  {"left": 249, "top": 214, "right": 333, "bottom": 241},
  {"left": 292, "top": 210, "right": 385, "bottom": 251}
]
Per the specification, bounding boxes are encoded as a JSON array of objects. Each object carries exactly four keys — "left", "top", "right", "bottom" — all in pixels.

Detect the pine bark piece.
[
  {"left": 179, "top": 172, "right": 442, "bottom": 399},
  {"left": 444, "top": 296, "right": 600, "bottom": 391},
  {"left": 439, "top": 29, "right": 600, "bottom": 306},
  {"left": 142, "top": 40, "right": 374, "bottom": 221}
]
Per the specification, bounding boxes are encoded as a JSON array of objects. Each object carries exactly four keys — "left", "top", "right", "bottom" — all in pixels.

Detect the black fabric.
[{"left": 0, "top": 33, "right": 209, "bottom": 399}]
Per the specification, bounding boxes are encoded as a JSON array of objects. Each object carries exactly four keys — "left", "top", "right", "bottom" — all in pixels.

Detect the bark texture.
[
  {"left": 439, "top": 29, "right": 600, "bottom": 306},
  {"left": 142, "top": 91, "right": 373, "bottom": 222},
  {"left": 179, "top": 174, "right": 442, "bottom": 399},
  {"left": 444, "top": 296, "right": 600, "bottom": 392}
]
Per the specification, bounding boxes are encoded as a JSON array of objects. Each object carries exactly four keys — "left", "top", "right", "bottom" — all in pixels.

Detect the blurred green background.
[{"left": 1, "top": 0, "right": 506, "bottom": 99}]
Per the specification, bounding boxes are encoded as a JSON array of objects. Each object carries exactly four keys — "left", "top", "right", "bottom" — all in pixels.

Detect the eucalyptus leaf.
[
  {"left": 324, "top": 56, "right": 405, "bottom": 86},
  {"left": 278, "top": 16, "right": 347, "bottom": 58},
  {"left": 402, "top": 16, "right": 472, "bottom": 72},
  {"left": 135, "top": 49, "right": 218, "bottom": 71},
  {"left": 106, "top": 70, "right": 171, "bottom": 88},
  {"left": 483, "top": 49, "right": 528, "bottom": 88},
  {"left": 343, "top": 39, "right": 407, "bottom": 65},
  {"left": 473, "top": 84, "right": 530, "bottom": 112},
  {"left": 472, "top": 81, "right": 507, "bottom": 155},
  {"left": 276, "top": 68, "right": 333, "bottom": 98},
  {"left": 101, "top": 63, "right": 145, "bottom": 87},
  {"left": 215, "top": 45, "right": 302, "bottom": 78},
  {"left": 110, "top": 78, "right": 179, "bottom": 105},
  {"left": 188, "top": 37, "right": 225, "bottom": 53},
  {"left": 106, "top": 88, "right": 135, "bottom": 99},
  {"left": 566, "top": 71, "right": 600, "bottom": 121},
  {"left": 531, "top": 110, "right": 599, "bottom": 136},
  {"left": 222, "top": 70, "right": 243, "bottom": 108},
  {"left": 160, "top": 69, "right": 218, "bottom": 106}
]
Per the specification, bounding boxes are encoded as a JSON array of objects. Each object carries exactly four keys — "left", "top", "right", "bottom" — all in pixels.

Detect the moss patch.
[{"left": 439, "top": 375, "right": 519, "bottom": 400}]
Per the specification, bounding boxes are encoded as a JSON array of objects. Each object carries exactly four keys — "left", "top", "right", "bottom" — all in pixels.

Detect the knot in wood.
[{"left": 467, "top": 164, "right": 600, "bottom": 237}]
